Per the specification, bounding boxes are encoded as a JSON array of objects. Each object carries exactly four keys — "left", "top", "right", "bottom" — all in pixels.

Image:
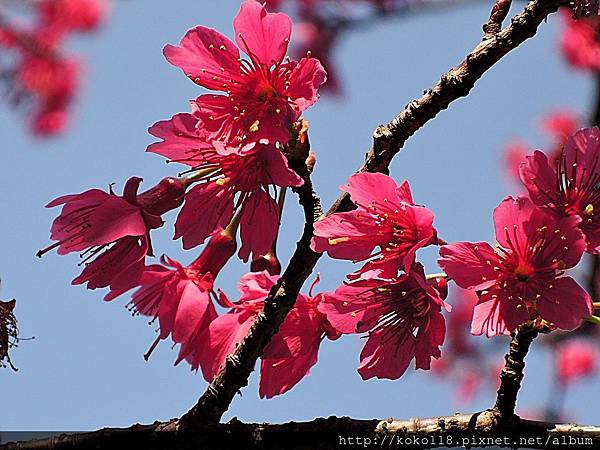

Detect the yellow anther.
[{"left": 249, "top": 120, "right": 260, "bottom": 133}]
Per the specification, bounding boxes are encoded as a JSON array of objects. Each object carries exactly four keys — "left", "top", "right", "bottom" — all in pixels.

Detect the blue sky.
[{"left": 1, "top": 0, "right": 599, "bottom": 430}]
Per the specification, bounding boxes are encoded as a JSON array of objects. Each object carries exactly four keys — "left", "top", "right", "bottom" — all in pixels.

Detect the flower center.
[{"left": 514, "top": 263, "right": 533, "bottom": 282}]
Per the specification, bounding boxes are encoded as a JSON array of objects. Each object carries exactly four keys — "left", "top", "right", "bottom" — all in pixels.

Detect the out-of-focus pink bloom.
[
  {"left": 163, "top": 0, "right": 326, "bottom": 145},
  {"left": 520, "top": 127, "right": 600, "bottom": 253},
  {"left": 439, "top": 196, "right": 591, "bottom": 337},
  {"left": 560, "top": 11, "right": 600, "bottom": 72},
  {"left": 294, "top": 20, "right": 341, "bottom": 95},
  {"left": 311, "top": 172, "right": 437, "bottom": 277},
  {"left": 455, "top": 371, "right": 480, "bottom": 406},
  {"left": 556, "top": 340, "right": 598, "bottom": 385},
  {"left": 446, "top": 288, "right": 478, "bottom": 357},
  {"left": 148, "top": 113, "right": 302, "bottom": 260},
  {"left": 182, "top": 271, "right": 337, "bottom": 398},
  {"left": 502, "top": 111, "right": 579, "bottom": 183},
  {"left": 541, "top": 111, "right": 580, "bottom": 144},
  {"left": 0, "top": 0, "right": 108, "bottom": 136},
  {"left": 264, "top": 0, "right": 283, "bottom": 9},
  {"left": 121, "top": 230, "right": 237, "bottom": 360},
  {"left": 39, "top": 177, "right": 186, "bottom": 296},
  {"left": 319, "top": 265, "right": 447, "bottom": 380},
  {"left": 503, "top": 141, "right": 529, "bottom": 183},
  {"left": 39, "top": 0, "right": 108, "bottom": 34},
  {"left": 15, "top": 55, "right": 79, "bottom": 135}
]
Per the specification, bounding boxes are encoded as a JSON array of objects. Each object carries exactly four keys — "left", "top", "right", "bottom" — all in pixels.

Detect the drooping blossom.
[
  {"left": 0, "top": 299, "right": 19, "bottom": 371},
  {"left": 560, "top": 11, "right": 600, "bottom": 72},
  {"left": 259, "top": 275, "right": 340, "bottom": 398},
  {"left": 163, "top": 0, "right": 326, "bottom": 145},
  {"left": 520, "top": 127, "right": 600, "bottom": 253},
  {"left": 311, "top": 172, "right": 437, "bottom": 277},
  {"left": 120, "top": 228, "right": 237, "bottom": 360},
  {"left": 39, "top": 177, "right": 186, "bottom": 297},
  {"left": 148, "top": 113, "right": 302, "bottom": 261},
  {"left": 439, "top": 196, "right": 591, "bottom": 337},
  {"left": 181, "top": 271, "right": 338, "bottom": 398},
  {"left": 556, "top": 340, "right": 598, "bottom": 385},
  {"left": 318, "top": 264, "right": 447, "bottom": 380}
]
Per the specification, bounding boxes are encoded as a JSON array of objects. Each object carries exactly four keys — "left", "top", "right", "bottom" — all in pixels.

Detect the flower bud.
[{"left": 137, "top": 177, "right": 186, "bottom": 216}]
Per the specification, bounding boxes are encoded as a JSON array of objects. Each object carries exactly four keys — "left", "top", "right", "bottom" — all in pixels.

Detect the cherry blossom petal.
[
  {"left": 537, "top": 277, "right": 593, "bottom": 331},
  {"left": 438, "top": 242, "right": 501, "bottom": 291},
  {"left": 163, "top": 26, "right": 241, "bottom": 91},
  {"left": 233, "top": 0, "right": 291, "bottom": 66}
]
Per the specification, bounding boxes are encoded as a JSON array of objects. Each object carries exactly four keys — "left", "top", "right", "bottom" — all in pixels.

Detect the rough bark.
[{"left": 3, "top": 415, "right": 600, "bottom": 450}]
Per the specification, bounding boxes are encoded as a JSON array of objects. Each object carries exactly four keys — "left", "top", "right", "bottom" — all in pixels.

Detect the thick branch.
[
  {"left": 328, "top": 0, "right": 568, "bottom": 214},
  {"left": 3, "top": 414, "right": 600, "bottom": 450},
  {"left": 494, "top": 325, "right": 538, "bottom": 419}
]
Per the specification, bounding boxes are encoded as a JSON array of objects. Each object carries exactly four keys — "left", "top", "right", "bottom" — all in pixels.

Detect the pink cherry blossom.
[
  {"left": 520, "top": 127, "right": 600, "bottom": 253},
  {"left": 311, "top": 172, "right": 437, "bottom": 277},
  {"left": 120, "top": 229, "right": 237, "bottom": 360},
  {"left": 560, "top": 11, "right": 600, "bottom": 72},
  {"left": 180, "top": 271, "right": 337, "bottom": 398},
  {"left": 148, "top": 114, "right": 302, "bottom": 260},
  {"left": 439, "top": 196, "right": 591, "bottom": 337},
  {"left": 319, "top": 264, "right": 447, "bottom": 380},
  {"left": 163, "top": 0, "right": 326, "bottom": 145},
  {"left": 260, "top": 276, "right": 340, "bottom": 398},
  {"left": 556, "top": 339, "right": 598, "bottom": 385},
  {"left": 39, "top": 177, "right": 186, "bottom": 296}
]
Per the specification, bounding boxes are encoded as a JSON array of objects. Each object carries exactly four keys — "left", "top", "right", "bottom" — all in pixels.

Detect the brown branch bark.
[
  {"left": 328, "top": 0, "right": 569, "bottom": 214},
  {"left": 3, "top": 415, "right": 600, "bottom": 450},
  {"left": 494, "top": 325, "right": 538, "bottom": 419}
]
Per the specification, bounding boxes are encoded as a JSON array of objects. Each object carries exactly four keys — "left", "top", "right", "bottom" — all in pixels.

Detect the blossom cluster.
[
  {"left": 0, "top": 0, "right": 107, "bottom": 135},
  {"left": 38, "top": 1, "right": 599, "bottom": 400},
  {"left": 39, "top": 1, "right": 331, "bottom": 397},
  {"left": 440, "top": 128, "right": 599, "bottom": 338}
]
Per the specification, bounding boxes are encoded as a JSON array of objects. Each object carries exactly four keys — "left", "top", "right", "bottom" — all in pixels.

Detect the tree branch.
[
  {"left": 3, "top": 414, "right": 600, "bottom": 450},
  {"left": 494, "top": 325, "right": 538, "bottom": 419},
  {"left": 328, "top": 0, "right": 569, "bottom": 214}
]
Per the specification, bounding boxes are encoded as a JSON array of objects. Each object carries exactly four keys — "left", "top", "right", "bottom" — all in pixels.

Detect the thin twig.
[{"left": 328, "top": 0, "right": 569, "bottom": 214}]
